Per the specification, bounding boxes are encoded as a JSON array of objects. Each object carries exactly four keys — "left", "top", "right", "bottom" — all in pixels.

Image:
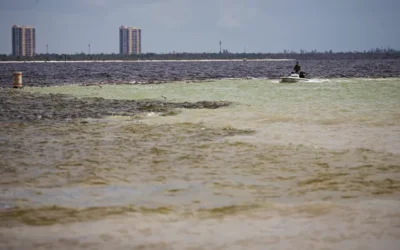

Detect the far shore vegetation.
[{"left": 1, "top": 48, "right": 399, "bottom": 61}]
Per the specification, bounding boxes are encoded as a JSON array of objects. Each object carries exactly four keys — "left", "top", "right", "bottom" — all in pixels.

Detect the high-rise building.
[
  {"left": 119, "top": 26, "right": 141, "bottom": 55},
  {"left": 12, "top": 25, "right": 36, "bottom": 57}
]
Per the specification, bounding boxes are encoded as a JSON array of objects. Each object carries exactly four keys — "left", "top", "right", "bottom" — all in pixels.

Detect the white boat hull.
[{"left": 280, "top": 73, "right": 308, "bottom": 83}]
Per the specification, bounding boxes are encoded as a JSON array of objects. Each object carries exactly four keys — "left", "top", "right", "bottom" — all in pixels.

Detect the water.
[
  {"left": 1, "top": 59, "right": 400, "bottom": 87},
  {"left": 1, "top": 77, "right": 400, "bottom": 249}
]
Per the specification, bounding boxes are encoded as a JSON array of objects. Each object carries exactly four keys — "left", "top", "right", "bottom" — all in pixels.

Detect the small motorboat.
[{"left": 280, "top": 72, "right": 308, "bottom": 83}]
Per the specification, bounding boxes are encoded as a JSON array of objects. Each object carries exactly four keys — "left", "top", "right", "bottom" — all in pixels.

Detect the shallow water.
[{"left": 1, "top": 78, "right": 400, "bottom": 249}]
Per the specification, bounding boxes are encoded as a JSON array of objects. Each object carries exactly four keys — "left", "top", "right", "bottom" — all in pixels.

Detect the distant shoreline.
[{"left": 0, "top": 59, "right": 295, "bottom": 64}]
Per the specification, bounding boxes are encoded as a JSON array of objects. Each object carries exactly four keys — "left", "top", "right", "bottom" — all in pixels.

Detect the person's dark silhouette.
[{"left": 294, "top": 62, "right": 301, "bottom": 74}]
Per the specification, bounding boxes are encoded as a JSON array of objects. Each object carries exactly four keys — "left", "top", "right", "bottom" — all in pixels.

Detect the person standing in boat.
[{"left": 294, "top": 61, "right": 301, "bottom": 74}]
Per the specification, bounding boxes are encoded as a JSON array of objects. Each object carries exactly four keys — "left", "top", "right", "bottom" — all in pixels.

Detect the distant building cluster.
[
  {"left": 12, "top": 25, "right": 36, "bottom": 56},
  {"left": 11, "top": 25, "right": 142, "bottom": 56},
  {"left": 119, "top": 26, "right": 142, "bottom": 55}
]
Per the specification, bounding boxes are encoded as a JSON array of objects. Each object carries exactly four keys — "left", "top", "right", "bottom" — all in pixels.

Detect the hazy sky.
[{"left": 0, "top": 0, "right": 399, "bottom": 54}]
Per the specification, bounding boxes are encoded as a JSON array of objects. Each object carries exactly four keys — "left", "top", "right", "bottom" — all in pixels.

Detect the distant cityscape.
[
  {"left": 11, "top": 24, "right": 142, "bottom": 57},
  {"left": 5, "top": 24, "right": 400, "bottom": 61}
]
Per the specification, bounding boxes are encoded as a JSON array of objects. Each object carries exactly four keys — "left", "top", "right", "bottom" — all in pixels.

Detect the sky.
[{"left": 0, "top": 0, "right": 399, "bottom": 54}]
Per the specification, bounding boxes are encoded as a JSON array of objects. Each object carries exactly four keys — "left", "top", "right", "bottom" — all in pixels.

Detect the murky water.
[{"left": 1, "top": 78, "right": 400, "bottom": 250}]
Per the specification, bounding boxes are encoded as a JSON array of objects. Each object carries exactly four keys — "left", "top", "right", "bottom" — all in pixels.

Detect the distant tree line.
[{"left": 0, "top": 48, "right": 399, "bottom": 61}]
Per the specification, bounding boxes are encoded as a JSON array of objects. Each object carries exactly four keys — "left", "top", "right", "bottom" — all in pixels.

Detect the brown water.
[{"left": 1, "top": 78, "right": 400, "bottom": 250}]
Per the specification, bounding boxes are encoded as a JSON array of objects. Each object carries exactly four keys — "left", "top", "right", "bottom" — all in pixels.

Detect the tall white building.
[
  {"left": 119, "top": 26, "right": 141, "bottom": 55},
  {"left": 12, "top": 25, "right": 36, "bottom": 56}
]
